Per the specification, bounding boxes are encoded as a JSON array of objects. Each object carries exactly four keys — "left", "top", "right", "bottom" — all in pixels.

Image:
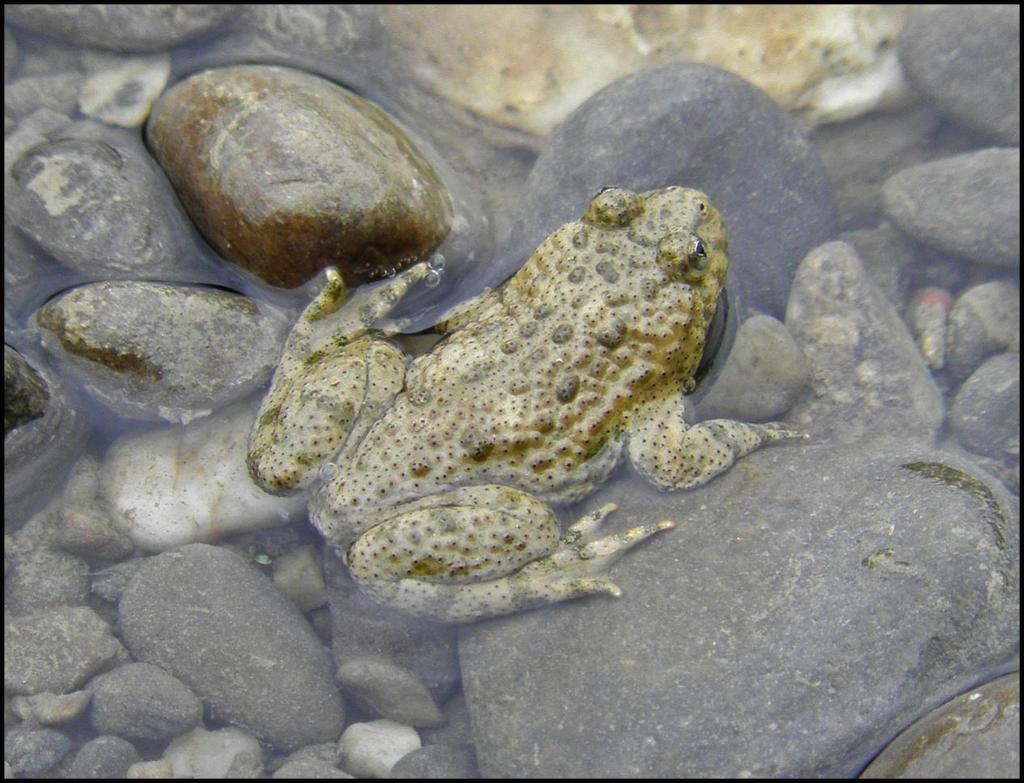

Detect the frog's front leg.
[
  {"left": 345, "top": 485, "right": 673, "bottom": 623},
  {"left": 248, "top": 263, "right": 429, "bottom": 493},
  {"left": 627, "top": 392, "right": 805, "bottom": 490}
]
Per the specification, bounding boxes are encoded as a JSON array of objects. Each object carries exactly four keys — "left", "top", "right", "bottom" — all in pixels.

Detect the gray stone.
[
  {"left": 882, "top": 148, "right": 1021, "bottom": 268},
  {"left": 65, "top": 735, "right": 141, "bottom": 779},
  {"left": 785, "top": 241, "right": 944, "bottom": 443},
  {"left": 494, "top": 62, "right": 836, "bottom": 319},
  {"left": 5, "top": 5, "right": 241, "bottom": 52},
  {"left": 945, "top": 281, "right": 1021, "bottom": 382},
  {"left": 36, "top": 281, "right": 290, "bottom": 423},
  {"left": 6, "top": 136, "right": 187, "bottom": 278},
  {"left": 898, "top": 5, "right": 1020, "bottom": 144},
  {"left": 3, "top": 72, "right": 83, "bottom": 121},
  {"left": 9, "top": 689, "right": 92, "bottom": 726},
  {"left": 460, "top": 439, "right": 1018, "bottom": 777},
  {"left": 338, "top": 720, "right": 421, "bottom": 779},
  {"left": 696, "top": 315, "right": 808, "bottom": 423},
  {"left": 950, "top": 353, "right": 1020, "bottom": 461},
  {"left": 336, "top": 657, "right": 444, "bottom": 728},
  {"left": 3, "top": 347, "right": 88, "bottom": 531},
  {"left": 387, "top": 743, "right": 478, "bottom": 779},
  {"left": 3, "top": 545, "right": 89, "bottom": 615},
  {"left": 4, "top": 606, "right": 122, "bottom": 695},
  {"left": 118, "top": 544, "right": 345, "bottom": 751},
  {"left": 3, "top": 727, "right": 72, "bottom": 777},
  {"left": 4, "top": 344, "right": 47, "bottom": 435},
  {"left": 89, "top": 662, "right": 202, "bottom": 742},
  {"left": 273, "top": 757, "right": 353, "bottom": 779},
  {"left": 861, "top": 672, "right": 1020, "bottom": 778}
]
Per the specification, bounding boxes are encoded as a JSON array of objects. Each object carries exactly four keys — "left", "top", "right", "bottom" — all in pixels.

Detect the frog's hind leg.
[
  {"left": 627, "top": 392, "right": 805, "bottom": 490},
  {"left": 345, "top": 485, "right": 672, "bottom": 623}
]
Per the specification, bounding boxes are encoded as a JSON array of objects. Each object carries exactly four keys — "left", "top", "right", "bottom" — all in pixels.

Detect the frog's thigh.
[
  {"left": 347, "top": 486, "right": 573, "bottom": 622},
  {"left": 248, "top": 337, "right": 405, "bottom": 493},
  {"left": 627, "top": 393, "right": 802, "bottom": 490}
]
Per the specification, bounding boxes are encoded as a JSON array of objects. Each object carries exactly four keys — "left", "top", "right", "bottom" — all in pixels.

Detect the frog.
[{"left": 247, "top": 186, "right": 802, "bottom": 622}]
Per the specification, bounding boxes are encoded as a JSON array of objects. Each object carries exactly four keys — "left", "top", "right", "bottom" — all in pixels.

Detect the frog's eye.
[
  {"left": 583, "top": 187, "right": 645, "bottom": 227},
  {"left": 657, "top": 231, "right": 709, "bottom": 281}
]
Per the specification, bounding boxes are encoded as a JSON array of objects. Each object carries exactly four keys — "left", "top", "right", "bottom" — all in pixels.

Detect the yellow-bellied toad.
[{"left": 248, "top": 187, "right": 801, "bottom": 622}]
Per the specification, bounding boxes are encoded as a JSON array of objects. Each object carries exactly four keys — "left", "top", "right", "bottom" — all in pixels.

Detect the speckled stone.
[
  {"left": 861, "top": 672, "right": 1020, "bottom": 778},
  {"left": 146, "top": 65, "right": 452, "bottom": 288},
  {"left": 898, "top": 5, "right": 1020, "bottom": 144},
  {"left": 949, "top": 353, "right": 1020, "bottom": 462}
]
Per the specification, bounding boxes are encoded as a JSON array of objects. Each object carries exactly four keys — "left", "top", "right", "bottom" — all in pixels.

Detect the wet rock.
[
  {"left": 4, "top": 26, "right": 16, "bottom": 81},
  {"left": 65, "top": 735, "right": 141, "bottom": 780},
  {"left": 696, "top": 315, "right": 809, "bottom": 422},
  {"left": 323, "top": 548, "right": 460, "bottom": 703},
  {"left": 945, "top": 281, "right": 1021, "bottom": 382},
  {"left": 3, "top": 727, "right": 72, "bottom": 777},
  {"left": 4, "top": 344, "right": 48, "bottom": 435},
  {"left": 949, "top": 353, "right": 1020, "bottom": 462},
  {"left": 78, "top": 52, "right": 171, "bottom": 128},
  {"left": 89, "top": 662, "right": 202, "bottom": 742},
  {"left": 5, "top": 5, "right": 241, "bottom": 53},
  {"left": 4, "top": 72, "right": 83, "bottom": 121},
  {"left": 36, "top": 281, "right": 290, "bottom": 423},
  {"left": 882, "top": 148, "right": 1020, "bottom": 268},
  {"left": 6, "top": 137, "right": 185, "bottom": 278},
  {"left": 500, "top": 62, "right": 836, "bottom": 318},
  {"left": 460, "top": 439, "right": 1019, "bottom": 777},
  {"left": 388, "top": 743, "right": 478, "bottom": 779},
  {"left": 336, "top": 657, "right": 444, "bottom": 728},
  {"left": 272, "top": 544, "right": 328, "bottom": 613},
  {"left": 4, "top": 606, "right": 123, "bottom": 695},
  {"left": 3, "top": 347, "right": 88, "bottom": 532},
  {"left": 163, "top": 725, "right": 264, "bottom": 779},
  {"left": 898, "top": 5, "right": 1020, "bottom": 144},
  {"left": 384, "top": 6, "right": 909, "bottom": 138},
  {"left": 101, "top": 401, "right": 307, "bottom": 552},
  {"left": 146, "top": 64, "right": 452, "bottom": 288},
  {"left": 861, "top": 672, "right": 1020, "bottom": 778},
  {"left": 9, "top": 689, "right": 92, "bottom": 726},
  {"left": 54, "top": 458, "right": 136, "bottom": 561},
  {"left": 338, "top": 720, "right": 420, "bottom": 778},
  {"left": 785, "top": 241, "right": 943, "bottom": 443},
  {"left": 905, "top": 287, "right": 954, "bottom": 370},
  {"left": 4, "top": 545, "right": 89, "bottom": 616},
  {"left": 118, "top": 543, "right": 345, "bottom": 751}
]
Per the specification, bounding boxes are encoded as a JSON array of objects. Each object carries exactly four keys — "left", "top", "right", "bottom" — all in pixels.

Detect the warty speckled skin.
[{"left": 248, "top": 187, "right": 802, "bottom": 622}]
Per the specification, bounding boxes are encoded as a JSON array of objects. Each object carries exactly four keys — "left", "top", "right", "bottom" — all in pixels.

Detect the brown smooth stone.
[{"left": 147, "top": 65, "right": 451, "bottom": 288}]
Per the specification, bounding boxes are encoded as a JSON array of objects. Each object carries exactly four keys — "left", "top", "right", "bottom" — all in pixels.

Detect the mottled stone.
[
  {"left": 883, "top": 148, "right": 1020, "bottom": 268},
  {"left": 162, "top": 726, "right": 264, "bottom": 779},
  {"left": 78, "top": 52, "right": 171, "bottom": 128},
  {"left": 4, "top": 344, "right": 48, "bottom": 435},
  {"left": 65, "top": 736, "right": 141, "bottom": 780},
  {"left": 338, "top": 720, "right": 420, "bottom": 778},
  {"left": 6, "top": 137, "right": 184, "bottom": 278},
  {"left": 785, "top": 241, "right": 943, "bottom": 443},
  {"left": 5, "top": 5, "right": 241, "bottom": 52},
  {"left": 697, "top": 315, "right": 809, "bottom": 422},
  {"left": 949, "top": 353, "right": 1020, "bottom": 462},
  {"left": 898, "top": 5, "right": 1020, "bottom": 144},
  {"left": 118, "top": 544, "right": 345, "bottom": 751},
  {"left": 146, "top": 65, "right": 452, "bottom": 288},
  {"left": 4, "top": 606, "right": 123, "bottom": 695},
  {"left": 3, "top": 727, "right": 72, "bottom": 777},
  {"left": 862, "top": 672, "right": 1020, "bottom": 778},
  {"left": 336, "top": 657, "right": 444, "bottom": 728},
  {"left": 388, "top": 743, "right": 478, "bottom": 779},
  {"left": 945, "top": 281, "right": 1021, "bottom": 382},
  {"left": 89, "top": 662, "right": 203, "bottom": 742},
  {"left": 4, "top": 545, "right": 89, "bottom": 616},
  {"left": 36, "top": 281, "right": 290, "bottom": 423}
]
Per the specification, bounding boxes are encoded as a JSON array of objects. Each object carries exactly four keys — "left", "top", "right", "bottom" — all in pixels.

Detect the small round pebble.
[
  {"left": 387, "top": 742, "right": 479, "bottom": 779},
  {"left": 89, "top": 662, "right": 202, "bottom": 742},
  {"left": 338, "top": 719, "right": 421, "bottom": 778},
  {"left": 336, "top": 657, "right": 444, "bottom": 728},
  {"left": 3, "top": 727, "right": 72, "bottom": 777},
  {"left": 882, "top": 148, "right": 1020, "bottom": 268},
  {"left": 949, "top": 353, "right": 1020, "bottom": 461},
  {"left": 64, "top": 735, "right": 141, "bottom": 779},
  {"left": 945, "top": 281, "right": 1021, "bottom": 381},
  {"left": 4, "top": 546, "right": 89, "bottom": 615}
]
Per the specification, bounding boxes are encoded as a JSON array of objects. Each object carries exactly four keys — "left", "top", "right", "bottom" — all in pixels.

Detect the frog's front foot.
[{"left": 344, "top": 486, "right": 674, "bottom": 623}]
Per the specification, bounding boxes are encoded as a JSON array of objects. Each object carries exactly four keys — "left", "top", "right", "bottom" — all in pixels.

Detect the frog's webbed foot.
[
  {"left": 627, "top": 392, "right": 805, "bottom": 490},
  {"left": 344, "top": 486, "right": 673, "bottom": 623}
]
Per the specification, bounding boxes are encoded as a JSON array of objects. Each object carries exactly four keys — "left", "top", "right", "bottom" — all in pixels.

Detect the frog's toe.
[{"left": 545, "top": 506, "right": 676, "bottom": 577}]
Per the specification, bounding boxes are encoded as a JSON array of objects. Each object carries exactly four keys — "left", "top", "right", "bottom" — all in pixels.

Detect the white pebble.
[{"left": 337, "top": 719, "right": 421, "bottom": 778}]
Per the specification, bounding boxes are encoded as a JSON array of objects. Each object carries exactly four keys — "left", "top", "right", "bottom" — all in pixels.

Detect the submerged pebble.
[
  {"left": 944, "top": 281, "right": 1021, "bottom": 382},
  {"left": 146, "top": 64, "right": 452, "bottom": 288},
  {"left": 36, "top": 281, "right": 290, "bottom": 423}
]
